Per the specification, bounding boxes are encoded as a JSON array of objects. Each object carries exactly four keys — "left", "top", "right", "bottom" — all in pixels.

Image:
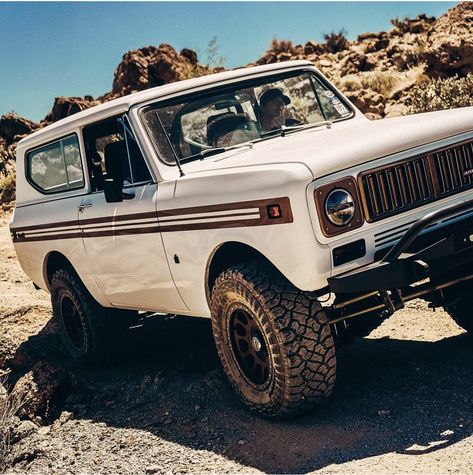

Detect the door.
[{"left": 78, "top": 114, "right": 188, "bottom": 312}]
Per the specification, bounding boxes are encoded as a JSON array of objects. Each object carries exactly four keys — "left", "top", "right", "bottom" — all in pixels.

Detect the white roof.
[{"left": 20, "top": 60, "right": 313, "bottom": 148}]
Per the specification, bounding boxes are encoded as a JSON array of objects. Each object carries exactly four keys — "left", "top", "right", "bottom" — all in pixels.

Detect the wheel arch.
[
  {"left": 205, "top": 241, "right": 282, "bottom": 306},
  {"left": 44, "top": 251, "right": 76, "bottom": 291}
]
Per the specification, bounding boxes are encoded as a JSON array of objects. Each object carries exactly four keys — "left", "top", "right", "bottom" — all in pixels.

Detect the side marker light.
[{"left": 267, "top": 204, "right": 282, "bottom": 219}]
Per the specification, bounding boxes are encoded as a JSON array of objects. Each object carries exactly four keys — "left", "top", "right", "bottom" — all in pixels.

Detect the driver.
[{"left": 258, "top": 88, "right": 300, "bottom": 132}]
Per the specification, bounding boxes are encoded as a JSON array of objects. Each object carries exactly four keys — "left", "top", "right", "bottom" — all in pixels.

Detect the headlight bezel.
[{"left": 314, "top": 177, "right": 364, "bottom": 237}]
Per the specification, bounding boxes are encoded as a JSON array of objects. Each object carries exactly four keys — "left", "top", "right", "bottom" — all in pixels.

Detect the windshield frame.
[{"left": 139, "top": 68, "right": 355, "bottom": 166}]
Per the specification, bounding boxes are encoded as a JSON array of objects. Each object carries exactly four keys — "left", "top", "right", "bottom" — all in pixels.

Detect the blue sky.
[{"left": 0, "top": 1, "right": 458, "bottom": 122}]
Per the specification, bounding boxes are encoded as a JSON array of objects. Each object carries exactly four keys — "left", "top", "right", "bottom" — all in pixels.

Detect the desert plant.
[
  {"left": 390, "top": 16, "right": 412, "bottom": 34},
  {"left": 407, "top": 74, "right": 473, "bottom": 114},
  {"left": 181, "top": 37, "right": 225, "bottom": 80},
  {"left": 323, "top": 29, "right": 348, "bottom": 54},
  {"left": 179, "top": 62, "right": 210, "bottom": 81},
  {"left": 205, "top": 36, "right": 225, "bottom": 69},
  {"left": 0, "top": 377, "right": 23, "bottom": 471},
  {"left": 340, "top": 71, "right": 400, "bottom": 97},
  {"left": 391, "top": 14, "right": 434, "bottom": 35},
  {"left": 269, "top": 38, "right": 297, "bottom": 56}
]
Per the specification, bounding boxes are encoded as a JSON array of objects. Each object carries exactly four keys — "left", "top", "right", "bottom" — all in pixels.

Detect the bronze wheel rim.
[
  {"left": 229, "top": 308, "right": 270, "bottom": 386},
  {"left": 60, "top": 295, "right": 85, "bottom": 350}
]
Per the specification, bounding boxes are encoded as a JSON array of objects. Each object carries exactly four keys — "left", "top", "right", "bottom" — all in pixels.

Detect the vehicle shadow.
[{"left": 62, "top": 312, "right": 473, "bottom": 474}]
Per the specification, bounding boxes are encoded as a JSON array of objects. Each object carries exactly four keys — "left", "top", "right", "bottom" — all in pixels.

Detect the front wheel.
[{"left": 210, "top": 262, "right": 336, "bottom": 418}]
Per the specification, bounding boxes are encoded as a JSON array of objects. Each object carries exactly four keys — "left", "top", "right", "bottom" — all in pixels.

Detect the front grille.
[{"left": 359, "top": 140, "right": 473, "bottom": 222}]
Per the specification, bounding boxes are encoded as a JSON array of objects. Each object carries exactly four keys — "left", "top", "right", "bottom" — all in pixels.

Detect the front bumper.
[{"left": 327, "top": 198, "right": 473, "bottom": 322}]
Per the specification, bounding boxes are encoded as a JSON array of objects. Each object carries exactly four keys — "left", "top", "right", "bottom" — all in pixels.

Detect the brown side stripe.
[
  {"left": 11, "top": 197, "right": 293, "bottom": 243},
  {"left": 11, "top": 211, "right": 158, "bottom": 233},
  {"left": 158, "top": 199, "right": 264, "bottom": 217}
]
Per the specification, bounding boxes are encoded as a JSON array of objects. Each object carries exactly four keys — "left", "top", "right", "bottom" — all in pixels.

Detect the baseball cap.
[{"left": 258, "top": 88, "right": 291, "bottom": 107}]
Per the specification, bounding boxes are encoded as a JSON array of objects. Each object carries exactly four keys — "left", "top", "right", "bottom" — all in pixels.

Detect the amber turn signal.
[{"left": 267, "top": 204, "right": 282, "bottom": 219}]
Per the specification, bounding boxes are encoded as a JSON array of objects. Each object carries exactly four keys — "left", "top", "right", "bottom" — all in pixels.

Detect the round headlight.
[{"left": 325, "top": 188, "right": 355, "bottom": 226}]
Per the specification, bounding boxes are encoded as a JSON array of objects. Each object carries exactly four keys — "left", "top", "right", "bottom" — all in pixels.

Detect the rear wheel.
[
  {"left": 210, "top": 262, "right": 336, "bottom": 418},
  {"left": 51, "top": 268, "right": 136, "bottom": 364}
]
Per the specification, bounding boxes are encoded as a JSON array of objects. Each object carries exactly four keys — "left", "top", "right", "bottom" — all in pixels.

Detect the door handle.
[{"left": 78, "top": 203, "right": 93, "bottom": 212}]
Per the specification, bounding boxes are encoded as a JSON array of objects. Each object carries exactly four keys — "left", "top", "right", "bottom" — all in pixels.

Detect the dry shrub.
[
  {"left": 0, "top": 377, "right": 23, "bottom": 471},
  {"left": 339, "top": 66, "right": 424, "bottom": 98},
  {"left": 340, "top": 71, "right": 400, "bottom": 97},
  {"left": 179, "top": 62, "right": 210, "bottom": 80},
  {"left": 180, "top": 37, "right": 224, "bottom": 80},
  {"left": 323, "top": 29, "right": 348, "bottom": 53},
  {"left": 0, "top": 172, "right": 15, "bottom": 203},
  {"left": 390, "top": 14, "right": 434, "bottom": 35},
  {"left": 407, "top": 74, "right": 473, "bottom": 114},
  {"left": 269, "top": 39, "right": 297, "bottom": 55},
  {"left": 391, "top": 17, "right": 413, "bottom": 34}
]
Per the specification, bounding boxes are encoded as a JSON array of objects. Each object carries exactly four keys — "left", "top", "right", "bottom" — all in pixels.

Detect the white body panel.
[
  {"left": 77, "top": 184, "right": 188, "bottom": 312},
  {"left": 12, "top": 193, "right": 85, "bottom": 289},
  {"left": 157, "top": 164, "right": 325, "bottom": 317}
]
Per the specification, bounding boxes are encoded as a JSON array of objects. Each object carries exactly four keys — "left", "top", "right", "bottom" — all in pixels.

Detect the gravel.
[{"left": 1, "top": 211, "right": 473, "bottom": 474}]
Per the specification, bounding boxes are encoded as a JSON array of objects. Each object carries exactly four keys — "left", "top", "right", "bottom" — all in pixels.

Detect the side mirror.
[{"left": 103, "top": 178, "right": 123, "bottom": 203}]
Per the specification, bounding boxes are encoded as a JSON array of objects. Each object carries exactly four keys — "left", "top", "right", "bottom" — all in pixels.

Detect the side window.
[
  {"left": 83, "top": 116, "right": 152, "bottom": 193},
  {"left": 27, "top": 135, "right": 84, "bottom": 193}
]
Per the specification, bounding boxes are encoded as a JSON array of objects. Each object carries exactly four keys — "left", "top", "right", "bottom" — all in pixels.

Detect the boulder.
[
  {"left": 384, "top": 102, "right": 409, "bottom": 117},
  {"left": 112, "top": 47, "right": 155, "bottom": 95},
  {"left": 345, "top": 89, "right": 386, "bottom": 116},
  {"left": 421, "top": 3, "right": 473, "bottom": 76},
  {"left": 112, "top": 43, "right": 207, "bottom": 96},
  {"left": 11, "top": 361, "right": 70, "bottom": 423},
  {"left": 11, "top": 419, "right": 38, "bottom": 443},
  {"left": 180, "top": 48, "right": 198, "bottom": 66},
  {"left": 0, "top": 114, "right": 38, "bottom": 145},
  {"left": 43, "top": 96, "right": 97, "bottom": 124},
  {"left": 148, "top": 43, "right": 186, "bottom": 86},
  {"left": 357, "top": 32, "right": 379, "bottom": 42},
  {"left": 0, "top": 138, "right": 8, "bottom": 175},
  {"left": 304, "top": 41, "right": 326, "bottom": 56}
]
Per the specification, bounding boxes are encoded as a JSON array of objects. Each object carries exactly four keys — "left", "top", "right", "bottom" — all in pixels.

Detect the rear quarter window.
[{"left": 27, "top": 134, "right": 85, "bottom": 193}]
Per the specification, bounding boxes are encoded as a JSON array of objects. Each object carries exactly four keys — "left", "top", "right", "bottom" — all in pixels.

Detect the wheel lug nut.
[{"left": 251, "top": 336, "right": 262, "bottom": 352}]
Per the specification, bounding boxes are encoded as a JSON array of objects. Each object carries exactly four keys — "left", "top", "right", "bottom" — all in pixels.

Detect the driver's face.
[{"left": 264, "top": 97, "right": 286, "bottom": 117}]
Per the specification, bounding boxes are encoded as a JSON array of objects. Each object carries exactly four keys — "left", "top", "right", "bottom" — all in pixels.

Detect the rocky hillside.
[{"left": 1, "top": 2, "right": 472, "bottom": 203}]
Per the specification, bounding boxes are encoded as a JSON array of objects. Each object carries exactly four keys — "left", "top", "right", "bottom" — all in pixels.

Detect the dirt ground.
[{"left": 1, "top": 208, "right": 473, "bottom": 474}]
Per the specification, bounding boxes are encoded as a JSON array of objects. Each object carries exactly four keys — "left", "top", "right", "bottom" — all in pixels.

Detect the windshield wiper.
[
  {"left": 186, "top": 142, "right": 255, "bottom": 162},
  {"left": 260, "top": 120, "right": 333, "bottom": 138},
  {"left": 199, "top": 147, "right": 226, "bottom": 159}
]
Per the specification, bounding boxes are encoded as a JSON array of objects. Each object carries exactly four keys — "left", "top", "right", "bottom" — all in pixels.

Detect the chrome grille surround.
[{"left": 359, "top": 140, "right": 473, "bottom": 222}]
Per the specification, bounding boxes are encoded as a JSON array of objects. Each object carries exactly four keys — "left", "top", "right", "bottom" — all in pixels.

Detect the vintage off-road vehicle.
[{"left": 11, "top": 61, "right": 473, "bottom": 417}]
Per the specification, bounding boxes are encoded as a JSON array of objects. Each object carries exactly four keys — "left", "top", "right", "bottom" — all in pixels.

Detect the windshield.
[{"left": 142, "top": 71, "right": 353, "bottom": 165}]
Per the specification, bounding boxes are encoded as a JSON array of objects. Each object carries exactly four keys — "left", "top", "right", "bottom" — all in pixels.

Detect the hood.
[{"left": 190, "top": 107, "right": 473, "bottom": 179}]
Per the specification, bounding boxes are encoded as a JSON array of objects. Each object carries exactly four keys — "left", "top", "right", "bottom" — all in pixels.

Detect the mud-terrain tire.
[
  {"left": 444, "top": 294, "right": 473, "bottom": 335},
  {"left": 51, "top": 268, "right": 136, "bottom": 365},
  {"left": 210, "top": 262, "right": 336, "bottom": 418}
]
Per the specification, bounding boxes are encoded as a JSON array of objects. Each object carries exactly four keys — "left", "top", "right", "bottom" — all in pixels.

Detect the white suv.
[{"left": 11, "top": 61, "right": 473, "bottom": 417}]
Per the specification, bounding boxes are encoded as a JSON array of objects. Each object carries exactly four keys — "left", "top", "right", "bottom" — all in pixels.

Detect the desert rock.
[
  {"left": 422, "top": 2, "right": 473, "bottom": 76},
  {"left": 11, "top": 361, "right": 70, "bottom": 423},
  {"left": 43, "top": 96, "right": 98, "bottom": 124},
  {"left": 0, "top": 114, "right": 38, "bottom": 145}
]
